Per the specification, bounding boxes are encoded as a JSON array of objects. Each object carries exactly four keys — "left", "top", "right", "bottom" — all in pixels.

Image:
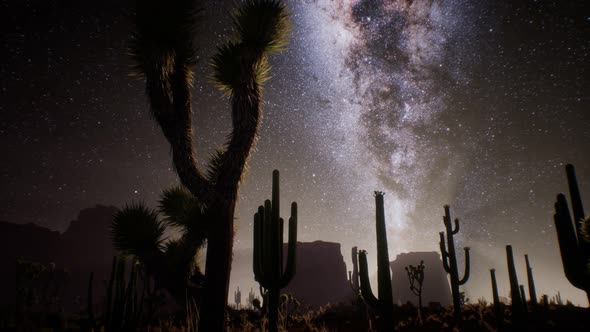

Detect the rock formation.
[{"left": 282, "top": 241, "right": 351, "bottom": 307}]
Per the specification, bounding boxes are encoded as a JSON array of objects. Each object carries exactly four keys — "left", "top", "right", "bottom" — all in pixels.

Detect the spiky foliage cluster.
[
  {"left": 211, "top": 0, "right": 289, "bottom": 93},
  {"left": 128, "top": 0, "right": 199, "bottom": 84},
  {"left": 111, "top": 186, "right": 207, "bottom": 302},
  {"left": 112, "top": 203, "right": 166, "bottom": 259}
]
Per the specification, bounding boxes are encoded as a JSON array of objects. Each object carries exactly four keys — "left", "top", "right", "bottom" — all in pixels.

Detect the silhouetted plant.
[
  {"left": 490, "top": 268, "right": 503, "bottom": 329},
  {"left": 553, "top": 164, "right": 590, "bottom": 305},
  {"left": 438, "top": 205, "right": 470, "bottom": 319},
  {"left": 348, "top": 246, "right": 360, "bottom": 296},
  {"left": 129, "top": 0, "right": 290, "bottom": 329},
  {"left": 358, "top": 191, "right": 395, "bottom": 332},
  {"left": 405, "top": 260, "right": 425, "bottom": 319},
  {"left": 253, "top": 170, "right": 298, "bottom": 332},
  {"left": 111, "top": 186, "right": 207, "bottom": 305},
  {"left": 506, "top": 245, "right": 526, "bottom": 325},
  {"left": 94, "top": 256, "right": 144, "bottom": 332},
  {"left": 235, "top": 287, "right": 242, "bottom": 308},
  {"left": 519, "top": 284, "right": 527, "bottom": 312},
  {"left": 525, "top": 254, "right": 538, "bottom": 306}
]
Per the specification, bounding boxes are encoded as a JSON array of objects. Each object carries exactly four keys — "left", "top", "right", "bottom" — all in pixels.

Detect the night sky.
[{"left": 2, "top": 0, "right": 589, "bottom": 304}]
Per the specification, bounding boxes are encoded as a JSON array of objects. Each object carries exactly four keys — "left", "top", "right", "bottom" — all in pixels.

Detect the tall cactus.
[
  {"left": 490, "top": 269, "right": 502, "bottom": 328},
  {"left": 253, "top": 170, "right": 297, "bottom": 332},
  {"left": 439, "top": 205, "right": 470, "bottom": 319},
  {"left": 358, "top": 192, "right": 394, "bottom": 332},
  {"left": 349, "top": 246, "right": 360, "bottom": 295},
  {"left": 506, "top": 245, "right": 525, "bottom": 322},
  {"left": 553, "top": 164, "right": 590, "bottom": 305},
  {"left": 524, "top": 254, "right": 538, "bottom": 306}
]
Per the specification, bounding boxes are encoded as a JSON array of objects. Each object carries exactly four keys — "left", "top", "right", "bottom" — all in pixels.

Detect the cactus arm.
[
  {"left": 253, "top": 210, "right": 264, "bottom": 283},
  {"left": 358, "top": 250, "right": 380, "bottom": 308},
  {"left": 554, "top": 196, "right": 587, "bottom": 290},
  {"left": 279, "top": 217, "right": 284, "bottom": 279},
  {"left": 525, "top": 254, "right": 538, "bottom": 305},
  {"left": 452, "top": 218, "right": 460, "bottom": 234},
  {"left": 566, "top": 164, "right": 586, "bottom": 224},
  {"left": 272, "top": 170, "right": 280, "bottom": 222},
  {"left": 279, "top": 203, "right": 297, "bottom": 288},
  {"left": 263, "top": 200, "right": 274, "bottom": 284},
  {"left": 459, "top": 247, "right": 470, "bottom": 285},
  {"left": 439, "top": 232, "right": 451, "bottom": 273}
]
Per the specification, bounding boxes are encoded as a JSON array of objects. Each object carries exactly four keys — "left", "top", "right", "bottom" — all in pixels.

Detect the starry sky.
[{"left": 1, "top": 0, "right": 589, "bottom": 304}]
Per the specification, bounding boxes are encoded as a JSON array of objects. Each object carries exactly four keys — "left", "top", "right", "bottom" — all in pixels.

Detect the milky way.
[{"left": 1, "top": 0, "right": 589, "bottom": 304}]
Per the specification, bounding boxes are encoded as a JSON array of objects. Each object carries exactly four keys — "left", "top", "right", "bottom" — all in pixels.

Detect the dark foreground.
[{"left": 2, "top": 300, "right": 589, "bottom": 331}]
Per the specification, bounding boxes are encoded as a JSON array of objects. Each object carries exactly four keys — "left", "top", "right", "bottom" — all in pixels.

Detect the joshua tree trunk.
[{"left": 199, "top": 203, "right": 236, "bottom": 330}]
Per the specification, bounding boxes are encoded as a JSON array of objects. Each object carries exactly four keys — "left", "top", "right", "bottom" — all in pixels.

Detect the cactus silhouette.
[
  {"left": 439, "top": 205, "right": 470, "bottom": 319},
  {"left": 405, "top": 260, "right": 425, "bottom": 316},
  {"left": 524, "top": 254, "right": 538, "bottom": 306},
  {"left": 129, "top": 1, "right": 290, "bottom": 329},
  {"left": 506, "top": 245, "right": 526, "bottom": 323},
  {"left": 349, "top": 246, "right": 360, "bottom": 295},
  {"left": 234, "top": 287, "right": 242, "bottom": 308},
  {"left": 520, "top": 284, "right": 527, "bottom": 312},
  {"left": 358, "top": 192, "right": 394, "bottom": 332},
  {"left": 490, "top": 269, "right": 503, "bottom": 328},
  {"left": 253, "top": 170, "right": 297, "bottom": 332},
  {"left": 101, "top": 256, "right": 142, "bottom": 331},
  {"left": 553, "top": 164, "right": 590, "bottom": 305}
]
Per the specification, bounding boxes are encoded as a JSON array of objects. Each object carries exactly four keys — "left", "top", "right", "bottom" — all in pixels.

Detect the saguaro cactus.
[
  {"left": 506, "top": 245, "right": 525, "bottom": 321},
  {"left": 553, "top": 164, "right": 590, "bottom": 305},
  {"left": 490, "top": 269, "right": 502, "bottom": 327},
  {"left": 358, "top": 192, "right": 394, "bottom": 332},
  {"left": 349, "top": 246, "right": 360, "bottom": 295},
  {"left": 253, "top": 170, "right": 297, "bottom": 332},
  {"left": 524, "top": 255, "right": 538, "bottom": 306},
  {"left": 439, "top": 205, "right": 470, "bottom": 319}
]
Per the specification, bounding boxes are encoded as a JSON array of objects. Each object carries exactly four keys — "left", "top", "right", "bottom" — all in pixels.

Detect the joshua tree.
[
  {"left": 111, "top": 186, "right": 207, "bottom": 304},
  {"left": 439, "top": 205, "right": 470, "bottom": 319},
  {"left": 253, "top": 170, "right": 297, "bottom": 332},
  {"left": 405, "top": 260, "right": 425, "bottom": 316},
  {"left": 524, "top": 254, "right": 538, "bottom": 306},
  {"left": 358, "top": 192, "right": 394, "bottom": 332},
  {"left": 553, "top": 164, "right": 590, "bottom": 305},
  {"left": 128, "top": 1, "right": 289, "bottom": 329},
  {"left": 349, "top": 246, "right": 360, "bottom": 295}
]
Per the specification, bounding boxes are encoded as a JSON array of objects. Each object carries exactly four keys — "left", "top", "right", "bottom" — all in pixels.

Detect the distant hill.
[{"left": 0, "top": 205, "right": 116, "bottom": 312}]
